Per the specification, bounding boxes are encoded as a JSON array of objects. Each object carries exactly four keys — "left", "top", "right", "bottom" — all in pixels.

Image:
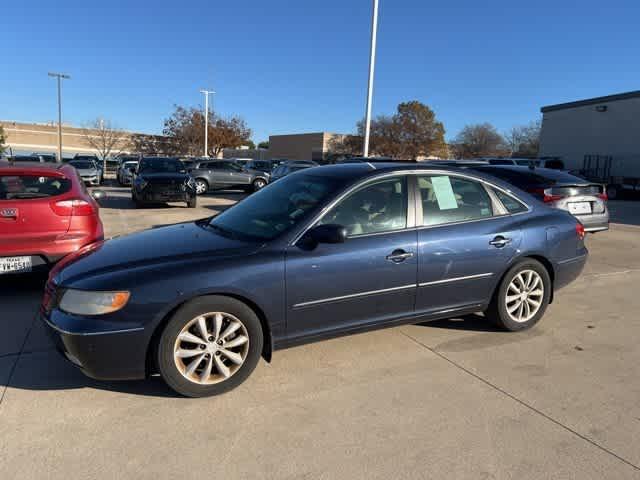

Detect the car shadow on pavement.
[{"left": 417, "top": 313, "right": 502, "bottom": 332}]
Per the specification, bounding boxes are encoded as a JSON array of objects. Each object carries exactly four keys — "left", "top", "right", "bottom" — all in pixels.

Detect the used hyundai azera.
[{"left": 41, "top": 164, "right": 587, "bottom": 397}]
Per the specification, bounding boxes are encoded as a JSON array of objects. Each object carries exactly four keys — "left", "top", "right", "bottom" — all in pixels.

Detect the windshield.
[
  {"left": 69, "top": 161, "right": 94, "bottom": 169},
  {"left": 209, "top": 173, "right": 348, "bottom": 241},
  {"left": 139, "top": 158, "right": 185, "bottom": 173}
]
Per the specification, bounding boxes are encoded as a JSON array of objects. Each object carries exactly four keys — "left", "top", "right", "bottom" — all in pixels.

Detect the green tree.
[{"left": 257, "top": 141, "right": 269, "bottom": 149}]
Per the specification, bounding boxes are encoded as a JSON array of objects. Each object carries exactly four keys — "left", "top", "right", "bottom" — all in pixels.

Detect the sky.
[{"left": 2, "top": 0, "right": 639, "bottom": 143}]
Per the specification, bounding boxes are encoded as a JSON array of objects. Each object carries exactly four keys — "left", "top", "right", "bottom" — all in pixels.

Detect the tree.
[
  {"left": 327, "top": 101, "right": 447, "bottom": 160},
  {"left": 0, "top": 125, "right": 6, "bottom": 155},
  {"left": 82, "top": 118, "right": 128, "bottom": 170},
  {"left": 129, "top": 133, "right": 174, "bottom": 156},
  {"left": 452, "top": 123, "right": 508, "bottom": 158},
  {"left": 162, "top": 105, "right": 252, "bottom": 157},
  {"left": 504, "top": 120, "right": 541, "bottom": 158},
  {"left": 244, "top": 140, "right": 256, "bottom": 149},
  {"left": 257, "top": 141, "right": 269, "bottom": 149}
]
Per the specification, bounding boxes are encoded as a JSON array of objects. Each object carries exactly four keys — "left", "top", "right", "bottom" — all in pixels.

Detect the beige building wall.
[
  {"left": 1, "top": 120, "right": 141, "bottom": 156},
  {"left": 539, "top": 92, "right": 640, "bottom": 175},
  {"left": 268, "top": 132, "right": 343, "bottom": 161}
]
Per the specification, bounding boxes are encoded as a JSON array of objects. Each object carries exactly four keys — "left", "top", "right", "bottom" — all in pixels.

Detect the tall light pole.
[
  {"left": 48, "top": 72, "right": 70, "bottom": 163},
  {"left": 200, "top": 89, "right": 215, "bottom": 157},
  {"left": 362, "top": 0, "right": 379, "bottom": 158}
]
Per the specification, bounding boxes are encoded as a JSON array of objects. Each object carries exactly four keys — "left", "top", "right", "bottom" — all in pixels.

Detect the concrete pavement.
[{"left": 1, "top": 190, "right": 639, "bottom": 479}]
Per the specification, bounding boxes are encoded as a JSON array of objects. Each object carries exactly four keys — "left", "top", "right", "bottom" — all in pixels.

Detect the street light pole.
[
  {"left": 363, "top": 0, "right": 379, "bottom": 158},
  {"left": 200, "top": 89, "right": 215, "bottom": 157},
  {"left": 48, "top": 72, "right": 70, "bottom": 163}
]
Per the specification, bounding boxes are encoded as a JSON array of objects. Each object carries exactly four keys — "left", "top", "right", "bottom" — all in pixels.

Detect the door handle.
[
  {"left": 489, "top": 236, "right": 512, "bottom": 248},
  {"left": 386, "top": 250, "right": 414, "bottom": 263}
]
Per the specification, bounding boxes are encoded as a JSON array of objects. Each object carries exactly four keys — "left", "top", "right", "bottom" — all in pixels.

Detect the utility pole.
[
  {"left": 48, "top": 72, "right": 70, "bottom": 163},
  {"left": 362, "top": 0, "right": 379, "bottom": 158},
  {"left": 200, "top": 89, "right": 215, "bottom": 157}
]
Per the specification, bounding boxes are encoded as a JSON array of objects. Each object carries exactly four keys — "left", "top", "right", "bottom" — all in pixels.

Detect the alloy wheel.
[
  {"left": 505, "top": 269, "right": 544, "bottom": 323},
  {"left": 173, "top": 312, "right": 250, "bottom": 385},
  {"left": 254, "top": 179, "right": 266, "bottom": 190},
  {"left": 195, "top": 180, "right": 207, "bottom": 195}
]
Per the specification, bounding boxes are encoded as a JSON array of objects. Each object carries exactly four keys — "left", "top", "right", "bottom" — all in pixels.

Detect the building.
[
  {"left": 268, "top": 132, "right": 345, "bottom": 162},
  {"left": 539, "top": 91, "right": 640, "bottom": 176},
  {"left": 0, "top": 120, "right": 146, "bottom": 157},
  {"left": 222, "top": 147, "right": 269, "bottom": 161}
]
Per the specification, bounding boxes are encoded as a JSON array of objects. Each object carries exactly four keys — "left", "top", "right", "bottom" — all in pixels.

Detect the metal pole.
[
  {"left": 48, "top": 72, "right": 70, "bottom": 162},
  {"left": 200, "top": 89, "right": 215, "bottom": 158},
  {"left": 363, "top": 0, "right": 379, "bottom": 158}
]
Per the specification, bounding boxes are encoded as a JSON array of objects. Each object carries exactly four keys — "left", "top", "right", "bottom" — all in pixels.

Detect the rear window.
[
  {"left": 12, "top": 156, "right": 40, "bottom": 162},
  {"left": 0, "top": 175, "right": 72, "bottom": 200}
]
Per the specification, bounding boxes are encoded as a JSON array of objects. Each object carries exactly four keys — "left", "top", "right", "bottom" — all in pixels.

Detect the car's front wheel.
[
  {"left": 194, "top": 179, "right": 208, "bottom": 195},
  {"left": 187, "top": 195, "right": 197, "bottom": 208},
  {"left": 157, "top": 296, "right": 264, "bottom": 397},
  {"left": 485, "top": 259, "right": 551, "bottom": 331}
]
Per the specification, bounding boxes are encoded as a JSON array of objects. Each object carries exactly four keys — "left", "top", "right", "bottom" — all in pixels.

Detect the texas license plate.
[
  {"left": 0, "top": 256, "right": 33, "bottom": 274},
  {"left": 568, "top": 202, "right": 592, "bottom": 215}
]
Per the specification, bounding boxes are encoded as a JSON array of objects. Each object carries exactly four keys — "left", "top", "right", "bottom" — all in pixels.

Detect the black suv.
[
  {"left": 187, "top": 159, "right": 270, "bottom": 195},
  {"left": 131, "top": 157, "right": 197, "bottom": 208}
]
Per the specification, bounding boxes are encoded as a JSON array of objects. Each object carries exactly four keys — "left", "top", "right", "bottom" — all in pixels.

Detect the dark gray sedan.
[{"left": 187, "top": 159, "right": 270, "bottom": 194}]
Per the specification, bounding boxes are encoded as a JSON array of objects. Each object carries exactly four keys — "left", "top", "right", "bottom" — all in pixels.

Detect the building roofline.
[{"left": 541, "top": 90, "right": 640, "bottom": 113}]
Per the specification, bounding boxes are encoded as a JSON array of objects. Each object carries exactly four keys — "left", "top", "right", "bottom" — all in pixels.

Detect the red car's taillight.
[
  {"left": 50, "top": 199, "right": 96, "bottom": 216},
  {"left": 576, "top": 222, "right": 585, "bottom": 240}
]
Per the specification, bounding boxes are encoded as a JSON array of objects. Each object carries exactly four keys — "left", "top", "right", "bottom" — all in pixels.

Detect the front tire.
[
  {"left": 485, "top": 259, "right": 551, "bottom": 331},
  {"left": 252, "top": 178, "right": 267, "bottom": 192},
  {"left": 187, "top": 195, "right": 197, "bottom": 208},
  {"left": 157, "top": 296, "right": 264, "bottom": 398}
]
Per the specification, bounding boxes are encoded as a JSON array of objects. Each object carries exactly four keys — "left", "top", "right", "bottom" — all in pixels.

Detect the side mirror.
[
  {"left": 90, "top": 189, "right": 107, "bottom": 202},
  {"left": 307, "top": 224, "right": 347, "bottom": 245}
]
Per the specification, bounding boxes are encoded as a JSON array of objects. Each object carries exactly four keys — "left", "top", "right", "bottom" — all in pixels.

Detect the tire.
[
  {"left": 187, "top": 195, "right": 197, "bottom": 208},
  {"left": 485, "top": 259, "right": 551, "bottom": 332},
  {"left": 195, "top": 178, "right": 208, "bottom": 195},
  {"left": 157, "top": 296, "right": 264, "bottom": 398},
  {"left": 252, "top": 178, "right": 267, "bottom": 192}
]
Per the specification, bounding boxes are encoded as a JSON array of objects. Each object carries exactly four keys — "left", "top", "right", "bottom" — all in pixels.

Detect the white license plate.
[
  {"left": 0, "top": 256, "right": 33, "bottom": 274},
  {"left": 568, "top": 202, "right": 592, "bottom": 215}
]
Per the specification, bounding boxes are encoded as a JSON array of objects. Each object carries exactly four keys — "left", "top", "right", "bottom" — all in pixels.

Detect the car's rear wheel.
[
  {"left": 157, "top": 296, "right": 263, "bottom": 397},
  {"left": 195, "top": 179, "right": 208, "bottom": 195},
  {"left": 252, "top": 178, "right": 267, "bottom": 192},
  {"left": 485, "top": 259, "right": 551, "bottom": 331},
  {"left": 187, "top": 195, "right": 197, "bottom": 208}
]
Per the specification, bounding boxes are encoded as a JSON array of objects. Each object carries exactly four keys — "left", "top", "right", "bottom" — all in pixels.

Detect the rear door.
[
  {"left": 224, "top": 161, "right": 252, "bottom": 186},
  {"left": 0, "top": 172, "right": 72, "bottom": 254},
  {"left": 415, "top": 174, "right": 523, "bottom": 314}
]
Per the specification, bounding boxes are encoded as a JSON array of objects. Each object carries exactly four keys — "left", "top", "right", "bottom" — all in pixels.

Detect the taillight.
[
  {"left": 527, "top": 187, "right": 563, "bottom": 203},
  {"left": 50, "top": 199, "right": 96, "bottom": 216},
  {"left": 597, "top": 192, "right": 608, "bottom": 201},
  {"left": 576, "top": 222, "right": 585, "bottom": 240}
]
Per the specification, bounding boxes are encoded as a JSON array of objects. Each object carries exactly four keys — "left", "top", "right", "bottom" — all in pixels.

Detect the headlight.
[{"left": 59, "top": 289, "right": 130, "bottom": 316}]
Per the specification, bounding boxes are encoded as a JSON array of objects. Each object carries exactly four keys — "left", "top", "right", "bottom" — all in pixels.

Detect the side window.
[
  {"left": 418, "top": 175, "right": 493, "bottom": 226},
  {"left": 492, "top": 188, "right": 528, "bottom": 214},
  {"left": 319, "top": 177, "right": 407, "bottom": 236}
]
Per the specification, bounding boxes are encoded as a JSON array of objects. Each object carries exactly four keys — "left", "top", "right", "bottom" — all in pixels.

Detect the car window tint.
[
  {"left": 419, "top": 175, "right": 493, "bottom": 226},
  {"left": 492, "top": 188, "right": 528, "bottom": 214},
  {"left": 0, "top": 175, "right": 72, "bottom": 199},
  {"left": 319, "top": 177, "right": 407, "bottom": 236}
]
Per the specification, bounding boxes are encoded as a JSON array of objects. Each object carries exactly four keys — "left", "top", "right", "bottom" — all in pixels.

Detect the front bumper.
[
  {"left": 82, "top": 176, "right": 100, "bottom": 186},
  {"left": 41, "top": 309, "right": 148, "bottom": 380}
]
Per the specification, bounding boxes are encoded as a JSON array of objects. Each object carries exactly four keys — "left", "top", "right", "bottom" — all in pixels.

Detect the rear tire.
[
  {"left": 187, "top": 196, "right": 197, "bottom": 208},
  {"left": 485, "top": 259, "right": 551, "bottom": 331},
  {"left": 157, "top": 296, "right": 264, "bottom": 398},
  {"left": 252, "top": 178, "right": 267, "bottom": 192},
  {"left": 195, "top": 179, "right": 208, "bottom": 195}
]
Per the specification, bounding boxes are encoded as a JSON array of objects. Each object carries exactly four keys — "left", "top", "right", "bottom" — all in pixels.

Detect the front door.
[{"left": 285, "top": 176, "right": 418, "bottom": 340}]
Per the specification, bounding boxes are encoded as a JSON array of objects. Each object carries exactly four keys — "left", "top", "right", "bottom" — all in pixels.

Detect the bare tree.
[
  {"left": 504, "top": 120, "right": 541, "bottom": 158},
  {"left": 0, "top": 125, "right": 6, "bottom": 155},
  {"left": 453, "top": 123, "right": 508, "bottom": 158},
  {"left": 82, "top": 118, "right": 128, "bottom": 171}
]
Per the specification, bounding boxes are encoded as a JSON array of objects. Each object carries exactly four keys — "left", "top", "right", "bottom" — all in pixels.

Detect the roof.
[{"left": 541, "top": 90, "right": 640, "bottom": 113}]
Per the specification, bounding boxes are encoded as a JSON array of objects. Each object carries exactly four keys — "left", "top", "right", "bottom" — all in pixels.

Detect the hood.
[{"left": 55, "top": 221, "right": 260, "bottom": 285}]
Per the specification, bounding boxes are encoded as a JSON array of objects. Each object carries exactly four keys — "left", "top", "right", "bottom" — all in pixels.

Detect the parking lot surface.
[{"left": 1, "top": 189, "right": 640, "bottom": 479}]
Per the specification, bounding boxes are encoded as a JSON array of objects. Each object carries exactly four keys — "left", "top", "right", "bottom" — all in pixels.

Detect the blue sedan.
[{"left": 41, "top": 163, "right": 587, "bottom": 397}]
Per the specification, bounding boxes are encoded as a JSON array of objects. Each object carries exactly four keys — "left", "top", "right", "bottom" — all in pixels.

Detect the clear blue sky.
[{"left": 2, "top": 0, "right": 639, "bottom": 142}]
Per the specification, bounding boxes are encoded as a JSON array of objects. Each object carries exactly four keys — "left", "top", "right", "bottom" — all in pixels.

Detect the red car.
[{"left": 0, "top": 161, "right": 104, "bottom": 274}]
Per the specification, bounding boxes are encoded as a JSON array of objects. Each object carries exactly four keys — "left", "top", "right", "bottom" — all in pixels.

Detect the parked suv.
[{"left": 189, "top": 160, "right": 269, "bottom": 194}]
